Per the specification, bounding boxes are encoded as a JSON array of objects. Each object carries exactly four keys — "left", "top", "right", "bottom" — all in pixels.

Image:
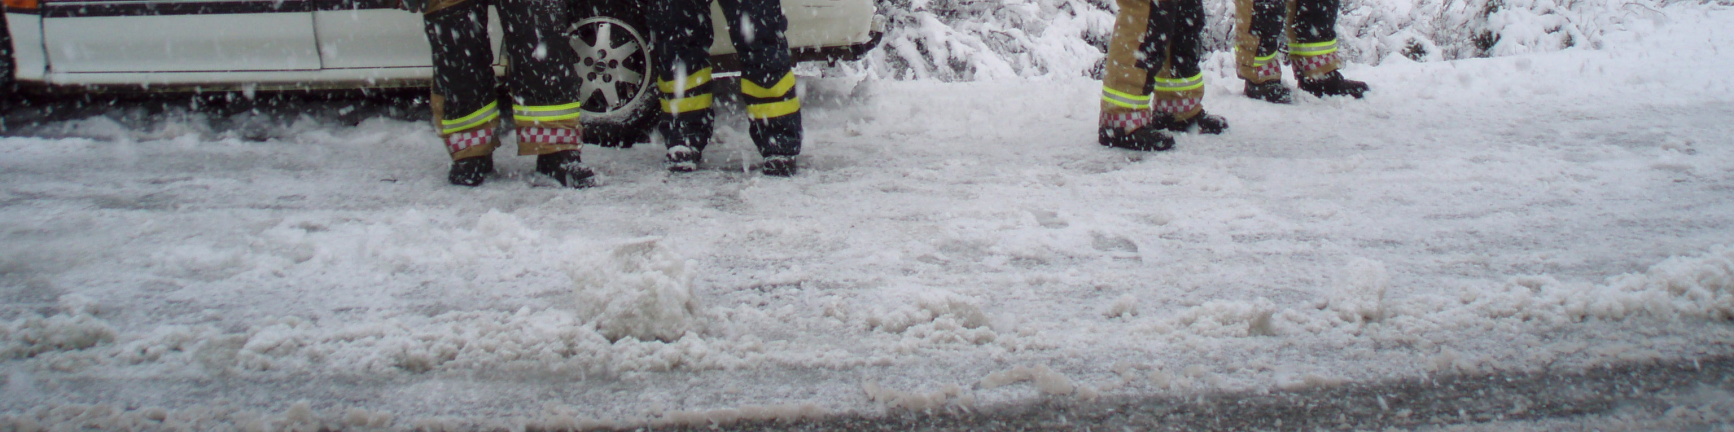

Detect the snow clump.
[
  {"left": 570, "top": 238, "right": 706, "bottom": 342},
  {"left": 1, "top": 313, "right": 116, "bottom": 358},
  {"left": 862, "top": 287, "right": 990, "bottom": 334},
  {"left": 1573, "top": 245, "right": 1734, "bottom": 321},
  {"left": 1103, "top": 294, "right": 1138, "bottom": 319},
  {"left": 1330, "top": 258, "right": 1390, "bottom": 323},
  {"left": 1, "top": 295, "right": 116, "bottom": 358},
  {"left": 1166, "top": 299, "right": 1281, "bottom": 337},
  {"left": 862, "top": 381, "right": 975, "bottom": 411},
  {"left": 977, "top": 364, "right": 1099, "bottom": 400}
]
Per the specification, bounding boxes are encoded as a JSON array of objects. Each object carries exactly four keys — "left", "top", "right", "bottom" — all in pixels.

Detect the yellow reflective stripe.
[
  {"left": 746, "top": 98, "right": 800, "bottom": 119},
  {"left": 1102, "top": 93, "right": 1147, "bottom": 109},
  {"left": 742, "top": 72, "right": 797, "bottom": 99},
  {"left": 1101, "top": 97, "right": 1144, "bottom": 109},
  {"left": 1102, "top": 87, "right": 1150, "bottom": 102},
  {"left": 514, "top": 111, "right": 582, "bottom": 122},
  {"left": 440, "top": 102, "right": 499, "bottom": 134},
  {"left": 1152, "top": 74, "right": 1204, "bottom": 92},
  {"left": 1252, "top": 53, "right": 1278, "bottom": 66},
  {"left": 661, "top": 94, "right": 714, "bottom": 113},
  {"left": 658, "top": 68, "right": 713, "bottom": 94},
  {"left": 512, "top": 101, "right": 584, "bottom": 122},
  {"left": 1289, "top": 40, "right": 1338, "bottom": 56},
  {"left": 1101, "top": 88, "right": 1150, "bottom": 109}
]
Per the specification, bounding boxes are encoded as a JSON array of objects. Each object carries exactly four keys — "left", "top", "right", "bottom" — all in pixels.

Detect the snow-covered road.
[{"left": 2, "top": 5, "right": 1732, "bottom": 430}]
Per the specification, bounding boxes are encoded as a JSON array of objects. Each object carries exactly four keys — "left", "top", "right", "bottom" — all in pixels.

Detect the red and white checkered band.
[
  {"left": 1256, "top": 61, "right": 1282, "bottom": 81},
  {"left": 1289, "top": 52, "right": 1338, "bottom": 74},
  {"left": 1101, "top": 110, "right": 1154, "bottom": 131},
  {"left": 1153, "top": 97, "right": 1202, "bottom": 115},
  {"left": 518, "top": 127, "right": 583, "bottom": 145},
  {"left": 445, "top": 128, "right": 493, "bottom": 154}
]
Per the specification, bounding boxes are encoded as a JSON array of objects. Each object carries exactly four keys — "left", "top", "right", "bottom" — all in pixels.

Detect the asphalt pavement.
[{"left": 625, "top": 354, "right": 1734, "bottom": 432}]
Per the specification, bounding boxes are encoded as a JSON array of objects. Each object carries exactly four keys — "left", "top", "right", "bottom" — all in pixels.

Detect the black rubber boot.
[
  {"left": 1099, "top": 126, "right": 1176, "bottom": 151},
  {"left": 1298, "top": 71, "right": 1369, "bottom": 99},
  {"left": 1244, "top": 80, "right": 1294, "bottom": 104},
  {"left": 666, "top": 145, "right": 703, "bottom": 173},
  {"left": 761, "top": 155, "right": 797, "bottom": 177},
  {"left": 1152, "top": 111, "right": 1229, "bottom": 134},
  {"left": 448, "top": 154, "right": 493, "bottom": 187},
  {"left": 535, "top": 150, "right": 595, "bottom": 188}
]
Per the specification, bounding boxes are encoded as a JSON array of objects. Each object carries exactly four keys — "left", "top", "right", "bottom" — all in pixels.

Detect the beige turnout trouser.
[
  {"left": 1100, "top": 0, "right": 1206, "bottom": 131},
  {"left": 1233, "top": 0, "right": 1343, "bottom": 83}
]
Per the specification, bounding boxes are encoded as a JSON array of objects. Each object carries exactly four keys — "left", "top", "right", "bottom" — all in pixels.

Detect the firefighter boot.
[
  {"left": 666, "top": 145, "right": 703, "bottom": 173},
  {"left": 1099, "top": 126, "right": 1176, "bottom": 151},
  {"left": 762, "top": 155, "right": 797, "bottom": 177},
  {"left": 1243, "top": 80, "right": 1294, "bottom": 104},
  {"left": 448, "top": 154, "right": 494, "bottom": 187},
  {"left": 1152, "top": 111, "right": 1229, "bottom": 134},
  {"left": 1298, "top": 71, "right": 1369, "bottom": 99},
  {"left": 535, "top": 150, "right": 595, "bottom": 188}
]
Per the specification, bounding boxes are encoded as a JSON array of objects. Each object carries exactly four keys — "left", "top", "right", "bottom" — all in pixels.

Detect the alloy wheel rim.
[{"left": 568, "top": 17, "right": 651, "bottom": 118}]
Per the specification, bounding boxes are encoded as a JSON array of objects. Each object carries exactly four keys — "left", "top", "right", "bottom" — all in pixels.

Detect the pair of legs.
[
  {"left": 650, "top": 0, "right": 803, "bottom": 176},
  {"left": 1098, "top": 0, "right": 1229, "bottom": 152},
  {"left": 424, "top": 0, "right": 593, "bottom": 187},
  {"left": 1234, "top": 0, "right": 1369, "bottom": 103}
]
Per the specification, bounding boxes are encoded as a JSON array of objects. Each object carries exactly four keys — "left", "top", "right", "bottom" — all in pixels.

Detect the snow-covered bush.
[
  {"left": 864, "top": 0, "right": 1667, "bottom": 80},
  {"left": 867, "top": 0, "right": 1116, "bottom": 80}
]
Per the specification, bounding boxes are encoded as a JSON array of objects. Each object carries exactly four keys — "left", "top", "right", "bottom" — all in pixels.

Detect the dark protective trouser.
[
  {"left": 1099, "top": 0, "right": 1208, "bottom": 132},
  {"left": 424, "top": 0, "right": 585, "bottom": 161},
  {"left": 650, "top": 0, "right": 802, "bottom": 157},
  {"left": 1234, "top": 0, "right": 1341, "bottom": 83}
]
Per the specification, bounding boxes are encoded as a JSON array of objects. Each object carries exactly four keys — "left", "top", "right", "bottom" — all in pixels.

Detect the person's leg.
[
  {"left": 1235, "top": 0, "right": 1292, "bottom": 103},
  {"left": 1097, "top": 0, "right": 1174, "bottom": 151},
  {"left": 1289, "top": 0, "right": 1368, "bottom": 97},
  {"left": 497, "top": 0, "right": 592, "bottom": 187},
  {"left": 1287, "top": 0, "right": 1339, "bottom": 79},
  {"left": 1150, "top": 0, "right": 1227, "bottom": 134},
  {"left": 424, "top": 0, "right": 501, "bottom": 186},
  {"left": 718, "top": 0, "right": 801, "bottom": 175},
  {"left": 649, "top": 0, "right": 717, "bottom": 172}
]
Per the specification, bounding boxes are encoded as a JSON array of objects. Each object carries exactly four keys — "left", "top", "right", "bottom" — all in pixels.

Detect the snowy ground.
[{"left": 3, "top": 4, "right": 1733, "bottom": 430}]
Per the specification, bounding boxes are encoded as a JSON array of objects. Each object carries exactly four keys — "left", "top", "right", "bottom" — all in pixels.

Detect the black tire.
[{"left": 567, "top": 0, "right": 658, "bottom": 148}]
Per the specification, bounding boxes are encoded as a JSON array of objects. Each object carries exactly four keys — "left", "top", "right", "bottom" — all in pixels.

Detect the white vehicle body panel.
[
  {"left": 709, "top": 0, "right": 874, "bottom": 55},
  {"left": 43, "top": 65, "right": 432, "bottom": 87},
  {"left": 312, "top": 9, "right": 430, "bottom": 69},
  {"left": 5, "top": 12, "right": 48, "bottom": 81},
  {"left": 11, "top": 0, "right": 876, "bottom": 90},
  {"left": 44, "top": 13, "right": 322, "bottom": 72}
]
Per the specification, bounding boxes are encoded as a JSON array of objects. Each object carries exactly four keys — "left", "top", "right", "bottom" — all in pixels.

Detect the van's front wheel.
[{"left": 567, "top": 10, "right": 658, "bottom": 148}]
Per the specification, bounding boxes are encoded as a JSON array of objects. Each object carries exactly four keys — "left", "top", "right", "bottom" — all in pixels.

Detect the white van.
[{"left": 0, "top": 0, "right": 883, "bottom": 144}]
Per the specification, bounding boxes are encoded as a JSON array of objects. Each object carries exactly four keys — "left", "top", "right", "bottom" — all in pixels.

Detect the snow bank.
[
  {"left": 1386, "top": 245, "right": 1734, "bottom": 336},
  {"left": 219, "top": 304, "right": 743, "bottom": 376},
  {"left": 1535, "top": 245, "right": 1734, "bottom": 322},
  {"left": 865, "top": 0, "right": 1669, "bottom": 80}
]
